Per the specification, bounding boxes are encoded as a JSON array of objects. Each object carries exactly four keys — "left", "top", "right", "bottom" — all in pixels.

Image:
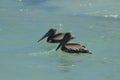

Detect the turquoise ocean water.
[{"left": 0, "top": 0, "right": 120, "bottom": 80}]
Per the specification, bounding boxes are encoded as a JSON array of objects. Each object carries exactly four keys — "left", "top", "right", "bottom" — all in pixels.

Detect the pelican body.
[
  {"left": 37, "top": 28, "right": 75, "bottom": 43},
  {"left": 56, "top": 32, "right": 92, "bottom": 54}
]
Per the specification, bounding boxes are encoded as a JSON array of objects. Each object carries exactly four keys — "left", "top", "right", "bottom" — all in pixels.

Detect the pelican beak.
[
  {"left": 37, "top": 29, "right": 56, "bottom": 42},
  {"left": 56, "top": 33, "right": 70, "bottom": 51},
  {"left": 56, "top": 41, "right": 63, "bottom": 51},
  {"left": 37, "top": 33, "right": 48, "bottom": 42}
]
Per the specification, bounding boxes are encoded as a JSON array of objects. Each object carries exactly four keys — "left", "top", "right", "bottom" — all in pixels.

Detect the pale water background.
[{"left": 0, "top": 0, "right": 120, "bottom": 80}]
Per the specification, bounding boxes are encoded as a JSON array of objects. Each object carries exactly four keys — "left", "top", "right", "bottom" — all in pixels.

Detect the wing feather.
[
  {"left": 65, "top": 43, "right": 87, "bottom": 52},
  {"left": 53, "top": 33, "right": 65, "bottom": 40}
]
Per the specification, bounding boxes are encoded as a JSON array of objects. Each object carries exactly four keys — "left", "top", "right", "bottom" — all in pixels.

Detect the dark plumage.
[
  {"left": 37, "top": 28, "right": 75, "bottom": 43},
  {"left": 56, "top": 32, "right": 92, "bottom": 54}
]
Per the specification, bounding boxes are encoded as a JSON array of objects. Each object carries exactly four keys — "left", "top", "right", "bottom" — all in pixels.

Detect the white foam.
[
  {"left": 104, "top": 14, "right": 119, "bottom": 18},
  {"left": 28, "top": 49, "right": 55, "bottom": 56},
  {"left": 57, "top": 64, "right": 76, "bottom": 68}
]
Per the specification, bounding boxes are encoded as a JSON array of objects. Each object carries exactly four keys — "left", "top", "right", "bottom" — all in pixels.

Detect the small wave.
[
  {"left": 79, "top": 3, "right": 92, "bottom": 7},
  {"left": 104, "top": 14, "right": 119, "bottom": 18},
  {"left": 28, "top": 49, "right": 55, "bottom": 56},
  {"left": 86, "top": 10, "right": 119, "bottom": 19},
  {"left": 57, "top": 64, "right": 76, "bottom": 68}
]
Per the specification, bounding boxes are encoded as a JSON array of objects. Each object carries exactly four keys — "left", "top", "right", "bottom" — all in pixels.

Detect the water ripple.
[{"left": 28, "top": 49, "right": 55, "bottom": 56}]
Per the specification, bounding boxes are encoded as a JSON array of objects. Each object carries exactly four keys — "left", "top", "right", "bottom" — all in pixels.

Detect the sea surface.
[{"left": 0, "top": 0, "right": 120, "bottom": 80}]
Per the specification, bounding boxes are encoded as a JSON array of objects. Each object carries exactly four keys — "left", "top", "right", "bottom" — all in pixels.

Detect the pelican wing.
[
  {"left": 65, "top": 43, "right": 88, "bottom": 52},
  {"left": 53, "top": 33, "right": 65, "bottom": 40}
]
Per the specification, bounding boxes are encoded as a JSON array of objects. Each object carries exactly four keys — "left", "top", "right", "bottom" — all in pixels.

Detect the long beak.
[
  {"left": 37, "top": 31, "right": 51, "bottom": 42},
  {"left": 56, "top": 41, "right": 63, "bottom": 51},
  {"left": 56, "top": 34, "right": 69, "bottom": 51},
  {"left": 37, "top": 35, "right": 47, "bottom": 42},
  {"left": 37, "top": 28, "right": 56, "bottom": 42}
]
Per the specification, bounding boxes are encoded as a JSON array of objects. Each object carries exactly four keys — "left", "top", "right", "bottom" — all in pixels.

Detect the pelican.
[
  {"left": 56, "top": 32, "right": 92, "bottom": 54},
  {"left": 37, "top": 28, "right": 75, "bottom": 43}
]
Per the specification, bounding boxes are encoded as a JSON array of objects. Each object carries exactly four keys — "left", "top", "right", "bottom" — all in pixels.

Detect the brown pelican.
[
  {"left": 37, "top": 28, "right": 75, "bottom": 43},
  {"left": 56, "top": 32, "right": 92, "bottom": 54}
]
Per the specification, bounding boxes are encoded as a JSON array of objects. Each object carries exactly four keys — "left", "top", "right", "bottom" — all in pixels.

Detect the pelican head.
[
  {"left": 56, "top": 32, "right": 71, "bottom": 51},
  {"left": 38, "top": 28, "right": 56, "bottom": 42}
]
